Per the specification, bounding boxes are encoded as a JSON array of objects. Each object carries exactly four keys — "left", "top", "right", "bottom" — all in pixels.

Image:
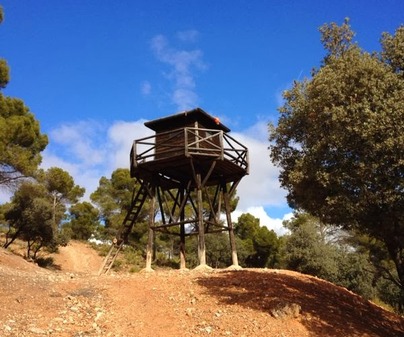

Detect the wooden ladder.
[
  {"left": 119, "top": 180, "right": 150, "bottom": 242},
  {"left": 98, "top": 180, "right": 150, "bottom": 275},
  {"left": 98, "top": 241, "right": 123, "bottom": 275}
]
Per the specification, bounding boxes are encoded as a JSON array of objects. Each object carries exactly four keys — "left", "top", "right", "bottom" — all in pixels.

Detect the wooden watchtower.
[{"left": 99, "top": 108, "right": 249, "bottom": 273}]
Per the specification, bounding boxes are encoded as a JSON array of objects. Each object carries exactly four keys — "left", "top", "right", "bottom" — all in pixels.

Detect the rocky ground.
[{"left": 0, "top": 241, "right": 403, "bottom": 337}]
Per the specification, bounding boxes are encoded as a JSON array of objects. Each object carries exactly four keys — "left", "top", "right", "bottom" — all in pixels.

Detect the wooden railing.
[{"left": 131, "top": 127, "right": 249, "bottom": 173}]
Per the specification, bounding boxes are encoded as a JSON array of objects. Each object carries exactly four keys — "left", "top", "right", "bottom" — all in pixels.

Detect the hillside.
[{"left": 0, "top": 241, "right": 403, "bottom": 337}]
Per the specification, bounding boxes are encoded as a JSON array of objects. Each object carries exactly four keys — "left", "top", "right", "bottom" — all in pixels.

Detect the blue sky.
[{"left": 1, "top": 1, "right": 403, "bottom": 234}]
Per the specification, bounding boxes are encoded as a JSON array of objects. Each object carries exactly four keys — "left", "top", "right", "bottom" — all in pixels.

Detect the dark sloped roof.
[{"left": 144, "top": 107, "right": 230, "bottom": 133}]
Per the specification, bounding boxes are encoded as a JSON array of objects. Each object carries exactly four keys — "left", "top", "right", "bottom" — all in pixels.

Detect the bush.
[{"left": 35, "top": 256, "right": 55, "bottom": 268}]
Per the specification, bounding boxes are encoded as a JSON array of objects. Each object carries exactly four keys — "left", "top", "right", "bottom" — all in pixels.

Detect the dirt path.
[
  {"left": 0, "top": 242, "right": 403, "bottom": 337},
  {"left": 52, "top": 241, "right": 103, "bottom": 275}
]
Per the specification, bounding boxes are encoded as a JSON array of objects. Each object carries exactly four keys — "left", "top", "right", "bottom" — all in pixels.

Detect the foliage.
[
  {"left": 346, "top": 231, "right": 404, "bottom": 311},
  {"left": 0, "top": 8, "right": 48, "bottom": 187},
  {"left": 38, "top": 167, "right": 85, "bottom": 204},
  {"left": 234, "top": 213, "right": 280, "bottom": 268},
  {"left": 37, "top": 167, "right": 85, "bottom": 232},
  {"left": 282, "top": 213, "right": 340, "bottom": 280},
  {"left": 1, "top": 167, "right": 83, "bottom": 258},
  {"left": 269, "top": 20, "right": 404, "bottom": 293},
  {"left": 2, "top": 181, "right": 55, "bottom": 258},
  {"left": 65, "top": 201, "right": 101, "bottom": 240},
  {"left": 35, "top": 256, "right": 55, "bottom": 268},
  {"left": 109, "top": 245, "right": 144, "bottom": 273},
  {"left": 281, "top": 213, "right": 377, "bottom": 298},
  {"left": 0, "top": 59, "right": 8, "bottom": 89},
  {"left": 381, "top": 25, "right": 404, "bottom": 75},
  {"left": 205, "top": 233, "right": 232, "bottom": 268},
  {"left": 91, "top": 168, "right": 145, "bottom": 237},
  {"left": 0, "top": 7, "right": 8, "bottom": 89}
]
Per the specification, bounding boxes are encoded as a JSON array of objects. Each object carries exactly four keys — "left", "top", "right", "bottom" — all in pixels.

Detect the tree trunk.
[
  {"left": 3, "top": 226, "right": 21, "bottom": 249},
  {"left": 385, "top": 236, "right": 404, "bottom": 290},
  {"left": 52, "top": 194, "right": 58, "bottom": 235},
  {"left": 27, "top": 240, "right": 32, "bottom": 259},
  {"left": 33, "top": 242, "right": 43, "bottom": 260}
]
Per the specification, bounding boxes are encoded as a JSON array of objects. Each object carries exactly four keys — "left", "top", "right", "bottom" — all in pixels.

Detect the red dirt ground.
[{"left": 0, "top": 241, "right": 403, "bottom": 337}]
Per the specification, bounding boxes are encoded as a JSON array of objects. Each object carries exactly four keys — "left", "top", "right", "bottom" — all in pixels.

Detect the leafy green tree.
[
  {"left": 205, "top": 233, "right": 232, "bottom": 268},
  {"left": 37, "top": 167, "right": 85, "bottom": 232},
  {"left": 234, "top": 213, "right": 280, "bottom": 268},
  {"left": 234, "top": 213, "right": 259, "bottom": 241},
  {"left": 269, "top": 20, "right": 404, "bottom": 291},
  {"left": 234, "top": 213, "right": 259, "bottom": 266},
  {"left": 346, "top": 232, "right": 404, "bottom": 311},
  {"left": 0, "top": 7, "right": 8, "bottom": 89},
  {"left": 381, "top": 25, "right": 404, "bottom": 75},
  {"left": 21, "top": 197, "right": 54, "bottom": 259},
  {"left": 2, "top": 181, "right": 55, "bottom": 258},
  {"left": 91, "top": 168, "right": 145, "bottom": 238},
  {"left": 250, "top": 226, "right": 279, "bottom": 268},
  {"left": 282, "top": 213, "right": 376, "bottom": 299},
  {"left": 0, "top": 7, "right": 48, "bottom": 187},
  {"left": 282, "top": 213, "right": 341, "bottom": 281},
  {"left": 0, "top": 58, "right": 9, "bottom": 90},
  {"left": 65, "top": 201, "right": 100, "bottom": 240},
  {"left": 2, "top": 167, "right": 83, "bottom": 257}
]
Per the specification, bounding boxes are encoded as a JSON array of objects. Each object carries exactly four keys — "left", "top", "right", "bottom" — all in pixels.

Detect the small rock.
[
  {"left": 270, "top": 301, "right": 301, "bottom": 319},
  {"left": 185, "top": 308, "right": 195, "bottom": 316},
  {"left": 28, "top": 326, "right": 46, "bottom": 334},
  {"left": 203, "top": 326, "right": 212, "bottom": 334}
]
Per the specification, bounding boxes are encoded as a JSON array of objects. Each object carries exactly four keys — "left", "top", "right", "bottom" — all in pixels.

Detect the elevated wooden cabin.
[
  {"left": 130, "top": 108, "right": 249, "bottom": 188},
  {"left": 99, "top": 108, "right": 249, "bottom": 273}
]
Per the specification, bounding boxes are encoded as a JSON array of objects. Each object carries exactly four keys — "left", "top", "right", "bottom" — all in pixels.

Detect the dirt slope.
[{"left": 0, "top": 241, "right": 403, "bottom": 337}]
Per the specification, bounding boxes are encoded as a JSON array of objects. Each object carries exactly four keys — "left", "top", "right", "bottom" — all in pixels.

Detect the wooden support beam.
[
  {"left": 222, "top": 181, "right": 239, "bottom": 268},
  {"left": 196, "top": 173, "right": 207, "bottom": 266},
  {"left": 145, "top": 186, "right": 155, "bottom": 271}
]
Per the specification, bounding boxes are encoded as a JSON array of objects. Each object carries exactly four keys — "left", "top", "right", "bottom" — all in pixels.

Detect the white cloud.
[
  {"left": 49, "top": 121, "right": 106, "bottom": 167},
  {"left": 172, "top": 88, "right": 198, "bottom": 110},
  {"left": 223, "top": 121, "right": 291, "bottom": 235},
  {"left": 232, "top": 207, "right": 293, "bottom": 236},
  {"left": 141, "top": 81, "right": 151, "bottom": 95},
  {"left": 150, "top": 32, "right": 207, "bottom": 110},
  {"left": 107, "top": 120, "right": 153, "bottom": 170},
  {"left": 232, "top": 122, "right": 287, "bottom": 209},
  {"left": 26, "top": 118, "right": 290, "bottom": 235},
  {"left": 42, "top": 119, "right": 153, "bottom": 200},
  {"left": 176, "top": 30, "right": 199, "bottom": 43}
]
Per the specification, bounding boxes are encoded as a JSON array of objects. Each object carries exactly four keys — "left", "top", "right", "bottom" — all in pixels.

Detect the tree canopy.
[
  {"left": 2, "top": 181, "right": 54, "bottom": 258},
  {"left": 65, "top": 201, "right": 101, "bottom": 241},
  {"left": 234, "top": 213, "right": 280, "bottom": 268},
  {"left": 0, "top": 7, "right": 48, "bottom": 186},
  {"left": 2, "top": 167, "right": 84, "bottom": 258},
  {"left": 37, "top": 167, "right": 85, "bottom": 230},
  {"left": 90, "top": 168, "right": 145, "bottom": 238},
  {"left": 269, "top": 20, "right": 404, "bottom": 290}
]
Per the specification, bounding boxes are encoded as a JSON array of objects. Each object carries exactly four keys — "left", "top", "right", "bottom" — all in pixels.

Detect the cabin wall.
[{"left": 154, "top": 121, "right": 223, "bottom": 160}]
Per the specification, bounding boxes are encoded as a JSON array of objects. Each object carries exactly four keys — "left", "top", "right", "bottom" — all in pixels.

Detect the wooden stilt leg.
[
  {"left": 196, "top": 173, "right": 207, "bottom": 267},
  {"left": 179, "top": 186, "right": 187, "bottom": 270},
  {"left": 223, "top": 182, "right": 241, "bottom": 269},
  {"left": 180, "top": 224, "right": 186, "bottom": 269},
  {"left": 144, "top": 188, "right": 155, "bottom": 272}
]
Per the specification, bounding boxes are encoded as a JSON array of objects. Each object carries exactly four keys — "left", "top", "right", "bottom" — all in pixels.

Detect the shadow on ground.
[{"left": 196, "top": 270, "right": 404, "bottom": 337}]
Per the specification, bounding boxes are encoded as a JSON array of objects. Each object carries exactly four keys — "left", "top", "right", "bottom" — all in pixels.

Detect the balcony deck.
[{"left": 130, "top": 127, "right": 249, "bottom": 188}]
